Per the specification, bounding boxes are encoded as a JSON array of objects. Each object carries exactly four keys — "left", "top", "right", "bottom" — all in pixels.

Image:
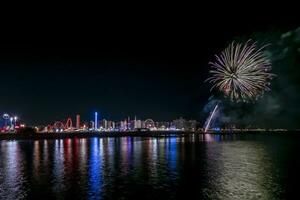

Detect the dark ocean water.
[{"left": 0, "top": 134, "right": 299, "bottom": 199}]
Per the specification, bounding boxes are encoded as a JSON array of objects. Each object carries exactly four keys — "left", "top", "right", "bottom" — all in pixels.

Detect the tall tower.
[
  {"left": 94, "top": 112, "right": 98, "bottom": 130},
  {"left": 76, "top": 114, "right": 80, "bottom": 129}
]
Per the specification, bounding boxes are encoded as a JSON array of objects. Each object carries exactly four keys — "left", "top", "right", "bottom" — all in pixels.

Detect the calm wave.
[{"left": 0, "top": 134, "right": 299, "bottom": 199}]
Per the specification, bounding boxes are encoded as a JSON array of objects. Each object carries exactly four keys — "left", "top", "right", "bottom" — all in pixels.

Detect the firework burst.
[{"left": 207, "top": 40, "right": 275, "bottom": 102}]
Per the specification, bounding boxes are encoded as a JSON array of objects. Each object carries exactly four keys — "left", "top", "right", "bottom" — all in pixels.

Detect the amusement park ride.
[
  {"left": 43, "top": 113, "right": 157, "bottom": 133},
  {"left": 44, "top": 113, "right": 95, "bottom": 132},
  {"left": 46, "top": 117, "right": 77, "bottom": 132},
  {"left": 0, "top": 113, "right": 22, "bottom": 132}
]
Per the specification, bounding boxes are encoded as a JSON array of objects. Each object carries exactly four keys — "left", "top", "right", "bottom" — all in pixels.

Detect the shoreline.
[
  {"left": 0, "top": 130, "right": 295, "bottom": 140},
  {"left": 1, "top": 131, "right": 194, "bottom": 140}
]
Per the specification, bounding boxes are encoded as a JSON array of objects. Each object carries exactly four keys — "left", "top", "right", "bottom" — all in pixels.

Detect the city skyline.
[{"left": 39, "top": 114, "right": 198, "bottom": 132}]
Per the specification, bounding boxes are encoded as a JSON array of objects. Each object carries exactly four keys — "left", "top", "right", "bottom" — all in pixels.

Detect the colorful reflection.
[
  {"left": 0, "top": 134, "right": 293, "bottom": 199},
  {"left": 0, "top": 141, "right": 26, "bottom": 199},
  {"left": 88, "top": 138, "right": 103, "bottom": 198}
]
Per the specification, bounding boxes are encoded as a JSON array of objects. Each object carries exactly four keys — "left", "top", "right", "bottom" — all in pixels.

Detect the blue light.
[
  {"left": 89, "top": 138, "right": 102, "bottom": 197},
  {"left": 169, "top": 137, "right": 177, "bottom": 176},
  {"left": 94, "top": 112, "right": 98, "bottom": 130},
  {"left": 213, "top": 127, "right": 221, "bottom": 132}
]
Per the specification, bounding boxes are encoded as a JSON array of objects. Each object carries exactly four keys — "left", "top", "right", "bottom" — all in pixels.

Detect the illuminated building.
[
  {"left": 107, "top": 120, "right": 111, "bottom": 130},
  {"left": 112, "top": 122, "right": 116, "bottom": 130},
  {"left": 120, "top": 120, "right": 128, "bottom": 131},
  {"left": 82, "top": 122, "right": 89, "bottom": 130},
  {"left": 135, "top": 119, "right": 142, "bottom": 129},
  {"left": 120, "top": 121, "right": 125, "bottom": 130},
  {"left": 104, "top": 120, "right": 107, "bottom": 130},
  {"left": 102, "top": 119, "right": 108, "bottom": 130},
  {"left": 137, "top": 120, "right": 142, "bottom": 129},
  {"left": 127, "top": 116, "right": 130, "bottom": 129},
  {"left": 188, "top": 120, "right": 197, "bottom": 131},
  {"left": 133, "top": 116, "right": 142, "bottom": 129},
  {"left": 76, "top": 114, "right": 80, "bottom": 129},
  {"left": 155, "top": 121, "right": 170, "bottom": 130},
  {"left": 173, "top": 118, "right": 197, "bottom": 131},
  {"left": 107, "top": 120, "right": 114, "bottom": 130},
  {"left": 90, "top": 121, "right": 95, "bottom": 130},
  {"left": 124, "top": 120, "right": 127, "bottom": 130},
  {"left": 134, "top": 116, "right": 137, "bottom": 128},
  {"left": 18, "top": 113, "right": 198, "bottom": 133},
  {"left": 173, "top": 117, "right": 186, "bottom": 130},
  {"left": 128, "top": 118, "right": 135, "bottom": 130}
]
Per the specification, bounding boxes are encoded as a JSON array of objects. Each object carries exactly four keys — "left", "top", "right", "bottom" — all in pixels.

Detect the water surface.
[{"left": 0, "top": 134, "right": 299, "bottom": 199}]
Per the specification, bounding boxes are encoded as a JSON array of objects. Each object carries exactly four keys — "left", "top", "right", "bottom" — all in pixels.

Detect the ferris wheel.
[
  {"left": 3, "top": 113, "right": 9, "bottom": 119},
  {"left": 144, "top": 119, "right": 155, "bottom": 129},
  {"left": 2, "top": 113, "right": 10, "bottom": 127}
]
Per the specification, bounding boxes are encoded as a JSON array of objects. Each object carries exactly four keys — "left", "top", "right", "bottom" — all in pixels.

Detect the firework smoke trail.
[
  {"left": 207, "top": 40, "right": 275, "bottom": 102},
  {"left": 204, "top": 103, "right": 219, "bottom": 132}
]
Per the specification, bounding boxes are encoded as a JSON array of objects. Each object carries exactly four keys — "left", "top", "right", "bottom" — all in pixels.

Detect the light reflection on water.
[
  {"left": 0, "top": 134, "right": 299, "bottom": 199},
  {"left": 0, "top": 141, "right": 26, "bottom": 199}
]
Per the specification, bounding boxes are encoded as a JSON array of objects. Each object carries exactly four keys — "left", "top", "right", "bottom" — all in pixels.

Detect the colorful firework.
[{"left": 207, "top": 40, "right": 274, "bottom": 102}]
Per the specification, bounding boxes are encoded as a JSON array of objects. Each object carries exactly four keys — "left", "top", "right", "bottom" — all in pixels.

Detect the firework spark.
[
  {"left": 204, "top": 103, "right": 219, "bottom": 132},
  {"left": 207, "top": 41, "right": 274, "bottom": 102}
]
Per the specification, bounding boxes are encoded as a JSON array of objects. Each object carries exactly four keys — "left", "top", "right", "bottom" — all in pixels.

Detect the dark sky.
[{"left": 0, "top": 11, "right": 298, "bottom": 125}]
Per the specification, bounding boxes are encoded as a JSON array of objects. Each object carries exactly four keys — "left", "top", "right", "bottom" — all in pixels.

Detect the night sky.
[{"left": 0, "top": 12, "right": 298, "bottom": 126}]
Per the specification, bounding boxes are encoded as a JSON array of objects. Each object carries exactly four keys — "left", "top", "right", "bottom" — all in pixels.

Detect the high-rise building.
[
  {"left": 120, "top": 121, "right": 125, "bottom": 131},
  {"left": 112, "top": 122, "right": 115, "bottom": 130},
  {"left": 107, "top": 120, "right": 112, "bottom": 130},
  {"left": 103, "top": 119, "right": 108, "bottom": 130},
  {"left": 137, "top": 120, "right": 142, "bottom": 129},
  {"left": 124, "top": 119, "right": 128, "bottom": 130},
  {"left": 133, "top": 116, "right": 142, "bottom": 129},
  {"left": 90, "top": 121, "right": 95, "bottom": 129},
  {"left": 76, "top": 114, "right": 80, "bottom": 129},
  {"left": 127, "top": 117, "right": 131, "bottom": 130}
]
